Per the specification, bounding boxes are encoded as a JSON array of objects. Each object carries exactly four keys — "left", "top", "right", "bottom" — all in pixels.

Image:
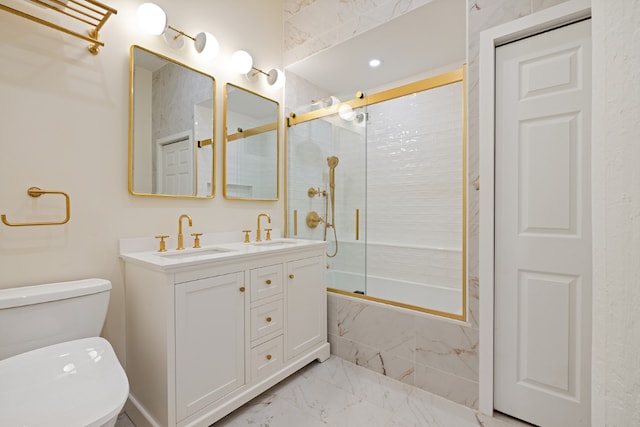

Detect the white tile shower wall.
[{"left": 366, "top": 83, "right": 463, "bottom": 252}]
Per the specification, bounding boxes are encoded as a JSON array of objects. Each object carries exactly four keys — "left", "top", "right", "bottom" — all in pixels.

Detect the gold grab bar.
[
  {"left": 1, "top": 187, "right": 71, "bottom": 227},
  {"left": 355, "top": 209, "right": 359, "bottom": 241},
  {"left": 0, "top": 0, "right": 118, "bottom": 55}
]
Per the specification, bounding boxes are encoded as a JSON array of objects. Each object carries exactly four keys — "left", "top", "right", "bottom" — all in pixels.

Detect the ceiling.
[{"left": 285, "top": 0, "right": 466, "bottom": 95}]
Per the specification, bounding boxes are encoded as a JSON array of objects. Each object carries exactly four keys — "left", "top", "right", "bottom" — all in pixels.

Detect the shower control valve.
[
  {"left": 307, "top": 187, "right": 326, "bottom": 198},
  {"left": 306, "top": 211, "right": 323, "bottom": 229}
]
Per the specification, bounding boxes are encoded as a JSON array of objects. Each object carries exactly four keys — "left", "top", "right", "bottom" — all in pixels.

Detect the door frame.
[{"left": 478, "top": 0, "right": 591, "bottom": 415}]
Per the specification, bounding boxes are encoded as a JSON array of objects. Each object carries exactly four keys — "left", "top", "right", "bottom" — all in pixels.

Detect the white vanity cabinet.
[
  {"left": 121, "top": 241, "right": 330, "bottom": 427},
  {"left": 174, "top": 272, "right": 245, "bottom": 421}
]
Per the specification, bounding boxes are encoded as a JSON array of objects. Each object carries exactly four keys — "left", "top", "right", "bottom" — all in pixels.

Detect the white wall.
[
  {"left": 591, "top": 0, "right": 640, "bottom": 425},
  {"left": 0, "top": 0, "right": 284, "bottom": 364}
]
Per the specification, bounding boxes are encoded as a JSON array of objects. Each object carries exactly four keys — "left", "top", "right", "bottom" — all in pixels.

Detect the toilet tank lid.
[{"left": 0, "top": 279, "right": 112, "bottom": 309}]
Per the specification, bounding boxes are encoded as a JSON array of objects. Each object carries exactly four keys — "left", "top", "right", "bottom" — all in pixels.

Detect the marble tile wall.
[
  {"left": 286, "top": 0, "right": 571, "bottom": 409},
  {"left": 283, "top": 0, "right": 435, "bottom": 66},
  {"left": 328, "top": 292, "right": 480, "bottom": 407},
  {"left": 152, "top": 62, "right": 212, "bottom": 144}
]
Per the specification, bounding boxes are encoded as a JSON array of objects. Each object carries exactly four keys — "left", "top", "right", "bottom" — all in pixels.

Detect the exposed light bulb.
[
  {"left": 136, "top": 3, "right": 167, "bottom": 36},
  {"left": 231, "top": 50, "right": 253, "bottom": 74}
]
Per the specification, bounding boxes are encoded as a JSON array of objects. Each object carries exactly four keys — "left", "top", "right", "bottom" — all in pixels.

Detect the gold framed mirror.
[
  {"left": 223, "top": 83, "right": 279, "bottom": 201},
  {"left": 129, "top": 45, "right": 216, "bottom": 198}
]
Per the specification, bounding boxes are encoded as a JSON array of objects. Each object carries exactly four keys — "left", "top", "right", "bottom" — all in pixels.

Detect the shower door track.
[{"left": 287, "top": 66, "right": 465, "bottom": 127}]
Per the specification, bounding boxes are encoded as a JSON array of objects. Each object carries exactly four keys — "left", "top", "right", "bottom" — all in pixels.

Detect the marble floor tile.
[{"left": 118, "top": 356, "right": 532, "bottom": 427}]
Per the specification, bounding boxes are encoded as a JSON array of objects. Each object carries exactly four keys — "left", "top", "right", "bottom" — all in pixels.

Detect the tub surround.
[{"left": 328, "top": 292, "right": 479, "bottom": 408}]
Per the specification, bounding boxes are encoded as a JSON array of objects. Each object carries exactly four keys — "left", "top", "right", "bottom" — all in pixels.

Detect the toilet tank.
[{"left": 0, "top": 278, "right": 111, "bottom": 360}]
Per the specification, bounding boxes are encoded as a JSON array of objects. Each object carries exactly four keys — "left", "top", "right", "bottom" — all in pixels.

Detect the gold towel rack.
[
  {"left": 0, "top": 0, "right": 118, "bottom": 55},
  {"left": 1, "top": 187, "right": 71, "bottom": 227}
]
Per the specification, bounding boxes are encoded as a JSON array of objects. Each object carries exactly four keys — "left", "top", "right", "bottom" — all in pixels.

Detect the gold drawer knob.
[
  {"left": 289, "top": 274, "right": 295, "bottom": 279},
  {"left": 266, "top": 279, "right": 272, "bottom": 285},
  {"left": 266, "top": 316, "right": 272, "bottom": 323},
  {"left": 239, "top": 286, "right": 245, "bottom": 293},
  {"left": 266, "top": 354, "right": 272, "bottom": 360}
]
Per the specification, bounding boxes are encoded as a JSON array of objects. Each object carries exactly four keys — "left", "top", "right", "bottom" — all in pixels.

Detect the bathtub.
[{"left": 327, "top": 269, "right": 462, "bottom": 315}]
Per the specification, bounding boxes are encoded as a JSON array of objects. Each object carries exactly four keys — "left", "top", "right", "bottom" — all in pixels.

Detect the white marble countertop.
[{"left": 119, "top": 231, "right": 326, "bottom": 270}]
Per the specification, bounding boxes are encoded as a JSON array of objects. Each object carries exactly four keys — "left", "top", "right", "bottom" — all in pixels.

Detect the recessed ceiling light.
[{"left": 369, "top": 59, "right": 382, "bottom": 68}]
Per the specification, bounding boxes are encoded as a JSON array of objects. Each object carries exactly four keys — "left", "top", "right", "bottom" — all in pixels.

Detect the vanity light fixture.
[
  {"left": 136, "top": 3, "right": 219, "bottom": 58},
  {"left": 231, "top": 50, "right": 285, "bottom": 89}
]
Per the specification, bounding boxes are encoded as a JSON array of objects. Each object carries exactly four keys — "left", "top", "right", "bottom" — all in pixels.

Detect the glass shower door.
[{"left": 286, "top": 106, "right": 367, "bottom": 294}]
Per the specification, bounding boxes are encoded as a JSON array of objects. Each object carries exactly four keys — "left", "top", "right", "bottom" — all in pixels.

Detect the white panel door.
[
  {"left": 494, "top": 19, "right": 591, "bottom": 427},
  {"left": 159, "top": 137, "right": 194, "bottom": 196}
]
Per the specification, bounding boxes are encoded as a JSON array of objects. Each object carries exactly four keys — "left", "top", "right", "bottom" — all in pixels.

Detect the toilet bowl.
[
  {"left": 0, "top": 337, "right": 129, "bottom": 427},
  {"left": 0, "top": 279, "right": 129, "bottom": 426}
]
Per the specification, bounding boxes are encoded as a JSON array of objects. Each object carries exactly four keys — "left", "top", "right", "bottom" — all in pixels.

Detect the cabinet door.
[
  {"left": 286, "top": 256, "right": 326, "bottom": 359},
  {"left": 175, "top": 272, "right": 245, "bottom": 421}
]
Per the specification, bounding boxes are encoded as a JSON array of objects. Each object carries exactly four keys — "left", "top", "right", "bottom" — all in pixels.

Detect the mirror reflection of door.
[
  {"left": 129, "top": 45, "right": 215, "bottom": 198},
  {"left": 155, "top": 131, "right": 194, "bottom": 196}
]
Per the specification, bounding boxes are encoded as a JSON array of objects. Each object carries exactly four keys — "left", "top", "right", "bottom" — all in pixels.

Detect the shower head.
[{"left": 327, "top": 156, "right": 339, "bottom": 168}]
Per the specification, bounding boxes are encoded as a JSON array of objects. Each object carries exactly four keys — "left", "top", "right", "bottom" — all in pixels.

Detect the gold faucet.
[
  {"left": 256, "top": 213, "right": 271, "bottom": 242},
  {"left": 177, "top": 214, "right": 192, "bottom": 250}
]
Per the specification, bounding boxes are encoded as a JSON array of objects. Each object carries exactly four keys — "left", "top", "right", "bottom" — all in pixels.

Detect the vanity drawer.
[
  {"left": 251, "top": 335, "right": 284, "bottom": 381},
  {"left": 250, "top": 264, "right": 283, "bottom": 302},
  {"left": 250, "top": 299, "right": 283, "bottom": 341}
]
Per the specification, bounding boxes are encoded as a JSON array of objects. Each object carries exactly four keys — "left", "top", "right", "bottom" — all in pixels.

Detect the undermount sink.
[
  {"left": 250, "top": 239, "right": 299, "bottom": 247},
  {"left": 159, "top": 247, "right": 233, "bottom": 259}
]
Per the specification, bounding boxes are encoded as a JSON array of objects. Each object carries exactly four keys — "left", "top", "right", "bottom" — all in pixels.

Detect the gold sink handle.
[{"left": 191, "top": 233, "right": 202, "bottom": 248}]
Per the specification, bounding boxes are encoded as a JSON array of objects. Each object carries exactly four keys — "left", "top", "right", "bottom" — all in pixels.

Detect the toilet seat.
[{"left": 0, "top": 337, "right": 129, "bottom": 427}]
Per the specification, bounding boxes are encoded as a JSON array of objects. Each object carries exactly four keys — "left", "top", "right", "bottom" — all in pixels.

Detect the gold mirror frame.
[
  {"left": 223, "top": 83, "right": 280, "bottom": 201},
  {"left": 128, "top": 45, "right": 216, "bottom": 199},
  {"left": 285, "top": 66, "right": 467, "bottom": 321}
]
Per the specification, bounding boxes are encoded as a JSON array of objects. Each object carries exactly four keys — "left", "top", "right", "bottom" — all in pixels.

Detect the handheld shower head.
[{"left": 327, "top": 156, "right": 339, "bottom": 168}]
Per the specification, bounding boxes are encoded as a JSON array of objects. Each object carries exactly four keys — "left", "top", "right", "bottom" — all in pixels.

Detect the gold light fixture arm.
[
  {"left": 1, "top": 187, "right": 71, "bottom": 227},
  {"left": 0, "top": 0, "right": 117, "bottom": 55}
]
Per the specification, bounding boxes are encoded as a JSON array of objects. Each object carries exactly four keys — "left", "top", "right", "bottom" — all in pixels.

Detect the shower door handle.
[{"left": 355, "top": 209, "right": 360, "bottom": 241}]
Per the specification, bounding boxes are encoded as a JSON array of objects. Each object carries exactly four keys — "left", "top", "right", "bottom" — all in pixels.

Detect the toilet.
[{"left": 0, "top": 278, "right": 129, "bottom": 427}]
